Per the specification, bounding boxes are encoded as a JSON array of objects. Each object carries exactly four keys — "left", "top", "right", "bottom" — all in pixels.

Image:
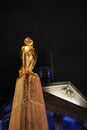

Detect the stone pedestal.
[{"left": 9, "top": 73, "right": 49, "bottom": 130}]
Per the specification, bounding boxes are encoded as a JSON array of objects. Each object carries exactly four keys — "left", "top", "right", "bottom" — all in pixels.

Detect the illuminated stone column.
[
  {"left": 53, "top": 113, "right": 63, "bottom": 130},
  {"left": 9, "top": 73, "right": 49, "bottom": 130},
  {"left": 9, "top": 37, "right": 49, "bottom": 130}
]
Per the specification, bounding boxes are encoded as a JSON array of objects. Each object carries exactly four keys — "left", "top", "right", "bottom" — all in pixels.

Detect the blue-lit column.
[
  {"left": 53, "top": 113, "right": 63, "bottom": 130},
  {"left": 0, "top": 120, "right": 2, "bottom": 130}
]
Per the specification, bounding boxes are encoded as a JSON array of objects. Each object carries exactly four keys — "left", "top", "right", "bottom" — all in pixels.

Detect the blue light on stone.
[{"left": 63, "top": 116, "right": 76, "bottom": 123}]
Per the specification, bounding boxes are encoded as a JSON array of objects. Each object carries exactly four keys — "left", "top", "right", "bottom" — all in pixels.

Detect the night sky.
[{"left": 0, "top": 1, "right": 87, "bottom": 105}]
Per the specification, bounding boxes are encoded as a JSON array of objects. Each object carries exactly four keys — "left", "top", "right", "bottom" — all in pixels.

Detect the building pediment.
[{"left": 43, "top": 81, "right": 87, "bottom": 108}]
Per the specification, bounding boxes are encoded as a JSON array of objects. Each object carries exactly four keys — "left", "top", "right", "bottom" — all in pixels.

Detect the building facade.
[{"left": 0, "top": 82, "right": 87, "bottom": 130}]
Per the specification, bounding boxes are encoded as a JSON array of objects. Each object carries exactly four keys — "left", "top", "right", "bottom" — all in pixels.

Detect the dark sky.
[{"left": 0, "top": 1, "right": 87, "bottom": 105}]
